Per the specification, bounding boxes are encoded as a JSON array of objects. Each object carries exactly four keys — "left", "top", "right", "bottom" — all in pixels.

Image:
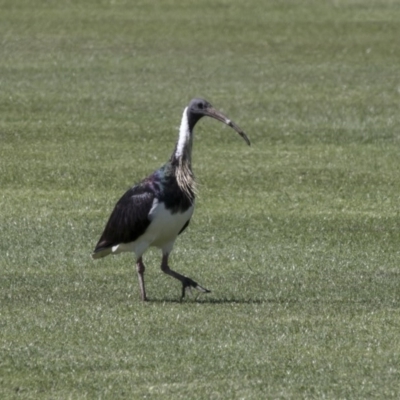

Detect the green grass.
[{"left": 1, "top": 0, "right": 400, "bottom": 398}]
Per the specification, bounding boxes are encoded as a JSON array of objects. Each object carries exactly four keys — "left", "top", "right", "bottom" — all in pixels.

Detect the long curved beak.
[{"left": 205, "top": 107, "right": 251, "bottom": 146}]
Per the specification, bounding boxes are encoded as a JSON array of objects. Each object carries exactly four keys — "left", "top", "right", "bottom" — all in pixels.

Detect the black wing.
[{"left": 93, "top": 185, "right": 155, "bottom": 255}]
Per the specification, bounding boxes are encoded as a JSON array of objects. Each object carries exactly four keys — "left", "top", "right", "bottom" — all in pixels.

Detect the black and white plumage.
[{"left": 92, "top": 98, "right": 250, "bottom": 301}]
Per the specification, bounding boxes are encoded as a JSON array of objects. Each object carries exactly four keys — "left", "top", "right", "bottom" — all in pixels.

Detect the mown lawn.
[{"left": 1, "top": 0, "right": 400, "bottom": 398}]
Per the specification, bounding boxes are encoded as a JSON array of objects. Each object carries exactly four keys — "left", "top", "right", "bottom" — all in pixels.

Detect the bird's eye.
[{"left": 198, "top": 102, "right": 204, "bottom": 109}]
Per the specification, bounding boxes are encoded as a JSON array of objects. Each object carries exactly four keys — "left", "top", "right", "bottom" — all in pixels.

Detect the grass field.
[{"left": 1, "top": 0, "right": 400, "bottom": 398}]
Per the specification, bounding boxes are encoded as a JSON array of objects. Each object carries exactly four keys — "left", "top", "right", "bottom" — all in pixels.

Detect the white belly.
[{"left": 112, "top": 199, "right": 194, "bottom": 257}]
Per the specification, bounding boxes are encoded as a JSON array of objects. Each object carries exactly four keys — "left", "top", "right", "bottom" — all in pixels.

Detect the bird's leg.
[
  {"left": 136, "top": 257, "right": 147, "bottom": 301},
  {"left": 160, "top": 253, "right": 210, "bottom": 299}
]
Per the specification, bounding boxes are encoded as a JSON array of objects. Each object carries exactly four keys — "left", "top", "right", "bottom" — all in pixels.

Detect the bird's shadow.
[{"left": 145, "top": 296, "right": 293, "bottom": 305}]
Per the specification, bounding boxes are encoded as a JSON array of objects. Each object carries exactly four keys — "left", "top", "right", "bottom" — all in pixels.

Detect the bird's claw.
[{"left": 181, "top": 278, "right": 211, "bottom": 299}]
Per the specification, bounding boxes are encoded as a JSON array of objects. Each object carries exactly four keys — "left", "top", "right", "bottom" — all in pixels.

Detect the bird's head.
[{"left": 186, "top": 98, "right": 251, "bottom": 146}]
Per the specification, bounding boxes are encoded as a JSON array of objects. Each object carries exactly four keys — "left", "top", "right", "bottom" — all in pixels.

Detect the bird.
[{"left": 92, "top": 98, "right": 250, "bottom": 301}]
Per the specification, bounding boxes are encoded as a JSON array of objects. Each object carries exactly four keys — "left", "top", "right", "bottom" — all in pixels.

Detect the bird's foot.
[{"left": 181, "top": 277, "right": 211, "bottom": 299}]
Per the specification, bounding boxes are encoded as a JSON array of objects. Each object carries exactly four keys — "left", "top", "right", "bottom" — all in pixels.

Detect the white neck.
[{"left": 174, "top": 107, "right": 191, "bottom": 159}]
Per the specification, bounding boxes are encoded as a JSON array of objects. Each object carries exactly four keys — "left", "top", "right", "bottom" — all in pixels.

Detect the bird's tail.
[{"left": 91, "top": 247, "right": 112, "bottom": 260}]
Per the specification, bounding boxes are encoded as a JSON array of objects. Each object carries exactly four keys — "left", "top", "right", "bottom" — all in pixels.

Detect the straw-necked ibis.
[{"left": 92, "top": 98, "right": 250, "bottom": 301}]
